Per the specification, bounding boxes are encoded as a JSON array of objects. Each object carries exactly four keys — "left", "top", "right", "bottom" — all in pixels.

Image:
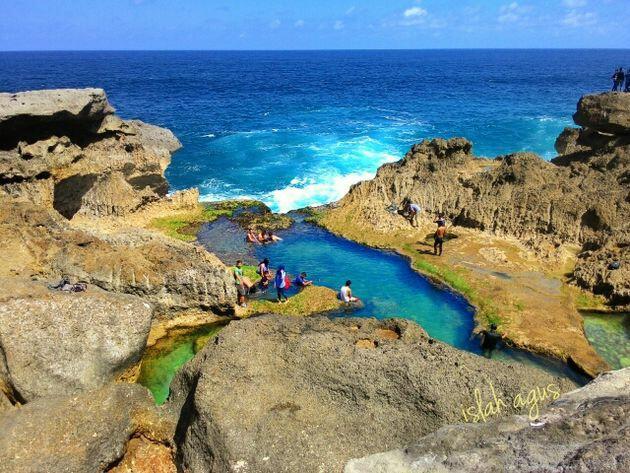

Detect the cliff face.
[
  {"left": 325, "top": 93, "right": 629, "bottom": 307},
  {"left": 0, "top": 89, "right": 236, "bottom": 315},
  {"left": 0, "top": 88, "right": 180, "bottom": 218}
]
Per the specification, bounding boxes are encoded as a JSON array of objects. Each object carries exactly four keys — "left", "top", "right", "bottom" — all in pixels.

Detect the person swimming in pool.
[
  {"left": 339, "top": 280, "right": 359, "bottom": 303},
  {"left": 246, "top": 228, "right": 260, "bottom": 244}
]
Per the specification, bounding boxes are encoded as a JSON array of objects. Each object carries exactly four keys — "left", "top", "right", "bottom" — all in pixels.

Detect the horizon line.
[{"left": 2, "top": 47, "right": 630, "bottom": 53}]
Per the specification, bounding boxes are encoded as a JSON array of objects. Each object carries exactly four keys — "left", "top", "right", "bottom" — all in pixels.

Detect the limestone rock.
[
  {"left": 573, "top": 92, "right": 630, "bottom": 135},
  {"left": 0, "top": 383, "right": 176, "bottom": 473},
  {"left": 0, "top": 88, "right": 181, "bottom": 218},
  {"left": 0, "top": 201, "right": 236, "bottom": 315},
  {"left": 0, "top": 278, "right": 153, "bottom": 402},
  {"left": 345, "top": 368, "right": 630, "bottom": 473},
  {"left": 169, "top": 315, "right": 576, "bottom": 473}
]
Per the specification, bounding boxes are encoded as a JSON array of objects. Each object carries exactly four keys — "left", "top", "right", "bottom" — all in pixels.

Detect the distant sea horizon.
[{"left": 1, "top": 49, "right": 628, "bottom": 211}]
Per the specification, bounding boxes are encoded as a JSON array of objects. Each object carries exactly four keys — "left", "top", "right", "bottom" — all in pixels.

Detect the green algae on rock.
[{"left": 583, "top": 312, "right": 630, "bottom": 370}]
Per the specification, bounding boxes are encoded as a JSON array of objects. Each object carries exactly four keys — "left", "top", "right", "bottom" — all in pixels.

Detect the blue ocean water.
[{"left": 1, "top": 50, "right": 627, "bottom": 211}]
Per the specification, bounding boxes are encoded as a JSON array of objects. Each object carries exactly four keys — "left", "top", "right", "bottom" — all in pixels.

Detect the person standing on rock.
[
  {"left": 434, "top": 222, "right": 447, "bottom": 256},
  {"left": 612, "top": 67, "right": 624, "bottom": 91},
  {"left": 233, "top": 260, "right": 249, "bottom": 308},
  {"left": 275, "top": 265, "right": 289, "bottom": 303}
]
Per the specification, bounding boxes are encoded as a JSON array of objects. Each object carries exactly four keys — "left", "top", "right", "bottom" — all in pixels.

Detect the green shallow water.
[
  {"left": 137, "top": 324, "right": 224, "bottom": 405},
  {"left": 582, "top": 312, "right": 630, "bottom": 370}
]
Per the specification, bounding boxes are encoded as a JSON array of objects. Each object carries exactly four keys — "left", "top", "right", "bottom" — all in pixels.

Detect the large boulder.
[
  {"left": 573, "top": 93, "right": 630, "bottom": 135},
  {"left": 0, "top": 201, "right": 236, "bottom": 316},
  {"left": 169, "top": 315, "right": 576, "bottom": 473},
  {"left": 0, "top": 88, "right": 181, "bottom": 218},
  {"left": 345, "top": 368, "right": 630, "bottom": 473},
  {"left": 0, "top": 278, "right": 153, "bottom": 402},
  {"left": 0, "top": 383, "right": 176, "bottom": 473}
]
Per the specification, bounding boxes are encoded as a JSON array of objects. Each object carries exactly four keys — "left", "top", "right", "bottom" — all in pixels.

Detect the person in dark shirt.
[
  {"left": 480, "top": 323, "right": 501, "bottom": 355},
  {"left": 294, "top": 272, "right": 313, "bottom": 288}
]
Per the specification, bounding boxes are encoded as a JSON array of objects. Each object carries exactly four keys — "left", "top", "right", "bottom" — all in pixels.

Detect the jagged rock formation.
[
  {"left": 322, "top": 93, "right": 629, "bottom": 307},
  {"left": 0, "top": 89, "right": 236, "bottom": 315},
  {"left": 169, "top": 315, "right": 576, "bottom": 473},
  {"left": 0, "top": 383, "right": 177, "bottom": 473},
  {"left": 0, "top": 88, "right": 180, "bottom": 218},
  {"left": 0, "top": 279, "right": 153, "bottom": 403},
  {"left": 345, "top": 367, "right": 629, "bottom": 473}
]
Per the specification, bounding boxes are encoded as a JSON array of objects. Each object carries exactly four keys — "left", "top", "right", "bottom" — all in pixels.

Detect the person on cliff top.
[
  {"left": 274, "top": 265, "right": 289, "bottom": 303},
  {"left": 246, "top": 228, "right": 260, "bottom": 244},
  {"left": 612, "top": 67, "right": 624, "bottom": 91},
  {"left": 233, "top": 260, "right": 250, "bottom": 308},
  {"left": 434, "top": 222, "right": 447, "bottom": 256},
  {"left": 294, "top": 272, "right": 313, "bottom": 288},
  {"left": 338, "top": 280, "right": 359, "bottom": 304}
]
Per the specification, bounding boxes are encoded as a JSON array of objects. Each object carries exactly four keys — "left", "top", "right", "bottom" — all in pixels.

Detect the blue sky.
[{"left": 1, "top": 0, "right": 629, "bottom": 50}]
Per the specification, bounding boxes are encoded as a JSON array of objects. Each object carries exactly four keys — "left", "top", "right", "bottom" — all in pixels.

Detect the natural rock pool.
[
  {"left": 582, "top": 312, "right": 630, "bottom": 370},
  {"left": 140, "top": 212, "right": 594, "bottom": 404},
  {"left": 137, "top": 323, "right": 224, "bottom": 404}
]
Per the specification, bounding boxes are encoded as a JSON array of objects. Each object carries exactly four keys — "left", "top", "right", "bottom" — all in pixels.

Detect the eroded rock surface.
[
  {"left": 0, "top": 383, "right": 176, "bottom": 473},
  {"left": 0, "top": 278, "right": 153, "bottom": 402},
  {"left": 169, "top": 315, "right": 576, "bottom": 473},
  {"left": 0, "top": 88, "right": 180, "bottom": 218},
  {"left": 345, "top": 368, "right": 630, "bottom": 473}
]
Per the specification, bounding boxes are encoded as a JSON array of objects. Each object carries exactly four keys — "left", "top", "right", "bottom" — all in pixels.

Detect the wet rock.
[
  {"left": 169, "top": 315, "right": 576, "bottom": 473},
  {"left": 573, "top": 92, "right": 630, "bottom": 135},
  {"left": 0, "top": 278, "right": 153, "bottom": 402},
  {"left": 0, "top": 383, "right": 176, "bottom": 473},
  {"left": 345, "top": 368, "right": 630, "bottom": 473}
]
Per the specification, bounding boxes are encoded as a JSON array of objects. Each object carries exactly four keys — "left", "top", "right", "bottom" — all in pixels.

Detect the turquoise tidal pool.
[
  {"left": 140, "top": 216, "right": 588, "bottom": 404},
  {"left": 582, "top": 312, "right": 630, "bottom": 370}
]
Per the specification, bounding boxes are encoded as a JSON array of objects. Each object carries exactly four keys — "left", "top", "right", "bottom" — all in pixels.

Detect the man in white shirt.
[{"left": 339, "top": 280, "right": 358, "bottom": 303}]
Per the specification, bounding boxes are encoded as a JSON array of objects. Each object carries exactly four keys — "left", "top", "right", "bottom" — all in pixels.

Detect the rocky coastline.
[{"left": 0, "top": 88, "right": 627, "bottom": 472}]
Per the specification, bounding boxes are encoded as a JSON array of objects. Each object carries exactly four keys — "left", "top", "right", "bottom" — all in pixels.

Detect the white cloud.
[
  {"left": 333, "top": 20, "right": 345, "bottom": 30},
  {"left": 497, "top": 2, "right": 533, "bottom": 24},
  {"left": 404, "top": 6, "right": 428, "bottom": 18},
  {"left": 269, "top": 19, "right": 281, "bottom": 29},
  {"left": 562, "top": 10, "right": 597, "bottom": 27},
  {"left": 294, "top": 19, "right": 305, "bottom": 28},
  {"left": 346, "top": 6, "right": 356, "bottom": 15},
  {"left": 562, "top": 0, "right": 587, "bottom": 7}
]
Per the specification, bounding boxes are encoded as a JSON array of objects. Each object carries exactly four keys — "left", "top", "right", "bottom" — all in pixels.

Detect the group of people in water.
[
  {"left": 246, "top": 228, "right": 282, "bottom": 244},
  {"left": 611, "top": 67, "right": 630, "bottom": 92}
]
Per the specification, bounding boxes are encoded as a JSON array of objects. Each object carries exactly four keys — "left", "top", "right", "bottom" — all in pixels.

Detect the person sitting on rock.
[
  {"left": 338, "top": 280, "right": 359, "bottom": 304},
  {"left": 246, "top": 228, "right": 260, "bottom": 244},
  {"left": 294, "top": 272, "right": 313, "bottom": 288},
  {"left": 434, "top": 222, "right": 447, "bottom": 256},
  {"left": 259, "top": 269, "right": 272, "bottom": 292},
  {"left": 257, "top": 258, "right": 270, "bottom": 276},
  {"left": 233, "top": 260, "right": 250, "bottom": 308}
]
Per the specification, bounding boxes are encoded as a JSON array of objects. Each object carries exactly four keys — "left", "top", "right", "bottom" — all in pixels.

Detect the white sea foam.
[
  {"left": 201, "top": 133, "right": 216, "bottom": 138},
  {"left": 265, "top": 170, "right": 375, "bottom": 213}
]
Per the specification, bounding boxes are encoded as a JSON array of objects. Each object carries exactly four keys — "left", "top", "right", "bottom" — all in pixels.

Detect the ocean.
[{"left": 1, "top": 49, "right": 627, "bottom": 212}]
